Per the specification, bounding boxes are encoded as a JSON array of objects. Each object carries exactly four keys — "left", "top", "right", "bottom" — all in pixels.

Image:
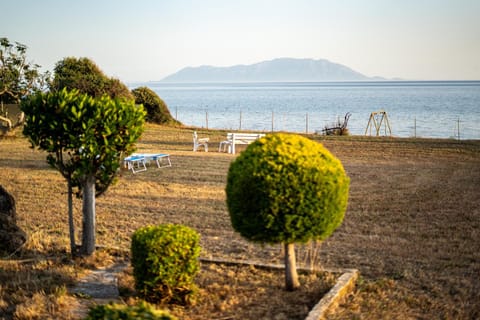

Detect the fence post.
[
  {"left": 271, "top": 111, "right": 274, "bottom": 132},
  {"left": 457, "top": 118, "right": 460, "bottom": 140},
  {"left": 306, "top": 112, "right": 309, "bottom": 134},
  {"left": 414, "top": 117, "right": 416, "bottom": 138},
  {"left": 205, "top": 110, "right": 208, "bottom": 130}
]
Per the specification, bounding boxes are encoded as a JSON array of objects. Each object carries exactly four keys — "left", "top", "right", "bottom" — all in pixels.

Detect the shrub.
[
  {"left": 85, "top": 301, "right": 177, "bottom": 320},
  {"left": 226, "top": 133, "right": 350, "bottom": 290},
  {"left": 131, "top": 86, "right": 181, "bottom": 125},
  {"left": 51, "top": 57, "right": 133, "bottom": 100},
  {"left": 131, "top": 224, "right": 200, "bottom": 305}
]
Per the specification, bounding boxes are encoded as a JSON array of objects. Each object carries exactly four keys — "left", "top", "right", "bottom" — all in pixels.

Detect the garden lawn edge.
[{"left": 305, "top": 268, "right": 359, "bottom": 320}]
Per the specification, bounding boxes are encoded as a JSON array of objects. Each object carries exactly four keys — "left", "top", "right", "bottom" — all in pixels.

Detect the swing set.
[{"left": 365, "top": 110, "right": 392, "bottom": 136}]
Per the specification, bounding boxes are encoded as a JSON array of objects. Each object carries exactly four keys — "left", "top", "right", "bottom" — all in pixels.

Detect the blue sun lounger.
[{"left": 124, "top": 153, "right": 171, "bottom": 173}]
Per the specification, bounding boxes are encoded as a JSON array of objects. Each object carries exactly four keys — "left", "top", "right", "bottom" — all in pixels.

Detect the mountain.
[{"left": 161, "top": 58, "right": 376, "bottom": 82}]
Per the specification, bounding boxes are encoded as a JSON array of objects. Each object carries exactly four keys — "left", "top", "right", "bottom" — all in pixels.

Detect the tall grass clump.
[{"left": 131, "top": 224, "right": 200, "bottom": 305}]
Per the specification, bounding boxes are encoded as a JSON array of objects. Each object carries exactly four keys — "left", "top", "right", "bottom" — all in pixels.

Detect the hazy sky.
[{"left": 2, "top": 0, "right": 479, "bottom": 82}]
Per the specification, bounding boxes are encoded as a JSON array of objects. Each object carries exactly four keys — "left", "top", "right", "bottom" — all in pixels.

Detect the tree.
[
  {"left": 226, "top": 133, "right": 350, "bottom": 290},
  {"left": 131, "top": 86, "right": 181, "bottom": 125},
  {"left": 51, "top": 57, "right": 133, "bottom": 101},
  {"left": 37, "top": 56, "right": 140, "bottom": 256},
  {"left": 22, "top": 88, "right": 145, "bottom": 256},
  {"left": 0, "top": 37, "right": 48, "bottom": 130},
  {"left": 52, "top": 57, "right": 136, "bottom": 194}
]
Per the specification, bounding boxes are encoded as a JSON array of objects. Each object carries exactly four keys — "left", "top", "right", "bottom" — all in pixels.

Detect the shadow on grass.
[{"left": 0, "top": 249, "right": 77, "bottom": 319}]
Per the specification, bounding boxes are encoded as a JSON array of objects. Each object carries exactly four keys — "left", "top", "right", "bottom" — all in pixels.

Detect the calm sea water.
[{"left": 130, "top": 81, "right": 480, "bottom": 140}]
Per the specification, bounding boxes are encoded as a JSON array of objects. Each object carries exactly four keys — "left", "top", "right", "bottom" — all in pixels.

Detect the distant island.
[{"left": 160, "top": 58, "right": 384, "bottom": 83}]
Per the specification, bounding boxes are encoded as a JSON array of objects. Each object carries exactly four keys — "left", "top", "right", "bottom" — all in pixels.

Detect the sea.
[{"left": 129, "top": 81, "right": 480, "bottom": 140}]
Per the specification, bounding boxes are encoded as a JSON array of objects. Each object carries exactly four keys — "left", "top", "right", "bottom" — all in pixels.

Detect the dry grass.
[
  {"left": 1, "top": 124, "right": 480, "bottom": 319},
  {"left": 118, "top": 262, "right": 337, "bottom": 320}
]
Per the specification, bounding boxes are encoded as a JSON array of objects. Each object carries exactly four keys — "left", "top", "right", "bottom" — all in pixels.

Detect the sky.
[{"left": 2, "top": 0, "right": 480, "bottom": 82}]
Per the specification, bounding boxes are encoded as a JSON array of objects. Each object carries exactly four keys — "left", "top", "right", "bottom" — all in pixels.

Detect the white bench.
[{"left": 219, "top": 132, "right": 266, "bottom": 154}]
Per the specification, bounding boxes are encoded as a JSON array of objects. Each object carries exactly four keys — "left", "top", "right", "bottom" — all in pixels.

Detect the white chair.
[
  {"left": 193, "top": 131, "right": 209, "bottom": 152},
  {"left": 218, "top": 133, "right": 233, "bottom": 152}
]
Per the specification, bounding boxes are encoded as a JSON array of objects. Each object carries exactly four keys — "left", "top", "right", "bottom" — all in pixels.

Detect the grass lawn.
[{"left": 1, "top": 124, "right": 479, "bottom": 319}]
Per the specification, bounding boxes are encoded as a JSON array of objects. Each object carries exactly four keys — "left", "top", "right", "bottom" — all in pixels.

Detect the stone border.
[
  {"left": 200, "top": 258, "right": 359, "bottom": 320},
  {"left": 305, "top": 268, "right": 358, "bottom": 320}
]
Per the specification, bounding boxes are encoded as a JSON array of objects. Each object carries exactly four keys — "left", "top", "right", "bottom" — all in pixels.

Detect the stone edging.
[{"left": 305, "top": 268, "right": 359, "bottom": 320}]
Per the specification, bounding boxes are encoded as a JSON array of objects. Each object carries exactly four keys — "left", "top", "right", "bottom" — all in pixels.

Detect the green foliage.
[
  {"left": 85, "top": 301, "right": 177, "bottom": 320},
  {"left": 131, "top": 224, "right": 200, "bottom": 305},
  {"left": 131, "top": 86, "right": 181, "bottom": 125},
  {"left": 21, "top": 88, "right": 145, "bottom": 196},
  {"left": 226, "top": 133, "right": 350, "bottom": 244},
  {"left": 0, "top": 37, "right": 49, "bottom": 105},
  {"left": 51, "top": 57, "right": 133, "bottom": 100}
]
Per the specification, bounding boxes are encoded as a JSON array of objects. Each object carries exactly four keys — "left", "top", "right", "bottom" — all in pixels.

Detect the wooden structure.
[
  {"left": 365, "top": 110, "right": 392, "bottom": 136},
  {"left": 317, "top": 112, "right": 351, "bottom": 136}
]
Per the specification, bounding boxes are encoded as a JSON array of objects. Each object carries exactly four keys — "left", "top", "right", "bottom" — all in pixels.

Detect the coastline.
[{"left": 128, "top": 81, "right": 480, "bottom": 140}]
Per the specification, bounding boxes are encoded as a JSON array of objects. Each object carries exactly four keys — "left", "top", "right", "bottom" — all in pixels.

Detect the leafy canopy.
[
  {"left": 0, "top": 37, "right": 48, "bottom": 104},
  {"left": 226, "top": 133, "right": 350, "bottom": 244},
  {"left": 21, "top": 88, "right": 145, "bottom": 196},
  {"left": 51, "top": 57, "right": 133, "bottom": 101}
]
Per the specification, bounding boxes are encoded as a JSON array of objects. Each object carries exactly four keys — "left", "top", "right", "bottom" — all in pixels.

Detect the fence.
[{"left": 173, "top": 107, "right": 479, "bottom": 140}]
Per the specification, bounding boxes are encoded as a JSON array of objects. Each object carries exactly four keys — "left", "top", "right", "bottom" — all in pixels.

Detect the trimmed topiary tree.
[
  {"left": 131, "top": 86, "right": 181, "bottom": 125},
  {"left": 226, "top": 133, "right": 350, "bottom": 290},
  {"left": 131, "top": 224, "right": 200, "bottom": 305},
  {"left": 86, "top": 301, "right": 177, "bottom": 320}
]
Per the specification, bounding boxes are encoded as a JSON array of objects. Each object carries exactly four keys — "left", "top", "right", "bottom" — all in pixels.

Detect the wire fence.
[
  {"left": 174, "top": 108, "right": 479, "bottom": 140},
  {"left": 2, "top": 103, "right": 477, "bottom": 140}
]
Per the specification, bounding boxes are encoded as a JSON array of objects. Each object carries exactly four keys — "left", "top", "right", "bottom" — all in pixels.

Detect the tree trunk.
[
  {"left": 284, "top": 242, "right": 300, "bottom": 291},
  {"left": 80, "top": 174, "right": 96, "bottom": 256},
  {"left": 67, "top": 178, "right": 76, "bottom": 257}
]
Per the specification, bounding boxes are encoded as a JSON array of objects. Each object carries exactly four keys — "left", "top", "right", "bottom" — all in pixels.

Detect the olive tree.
[
  {"left": 0, "top": 37, "right": 48, "bottom": 130},
  {"left": 21, "top": 88, "right": 145, "bottom": 256},
  {"left": 226, "top": 133, "right": 350, "bottom": 290}
]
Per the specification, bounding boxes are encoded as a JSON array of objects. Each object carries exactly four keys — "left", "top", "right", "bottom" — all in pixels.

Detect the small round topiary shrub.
[
  {"left": 226, "top": 133, "right": 350, "bottom": 290},
  {"left": 131, "top": 86, "right": 181, "bottom": 125},
  {"left": 226, "top": 133, "right": 349, "bottom": 243},
  {"left": 131, "top": 224, "right": 200, "bottom": 305},
  {"left": 85, "top": 301, "right": 177, "bottom": 320}
]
